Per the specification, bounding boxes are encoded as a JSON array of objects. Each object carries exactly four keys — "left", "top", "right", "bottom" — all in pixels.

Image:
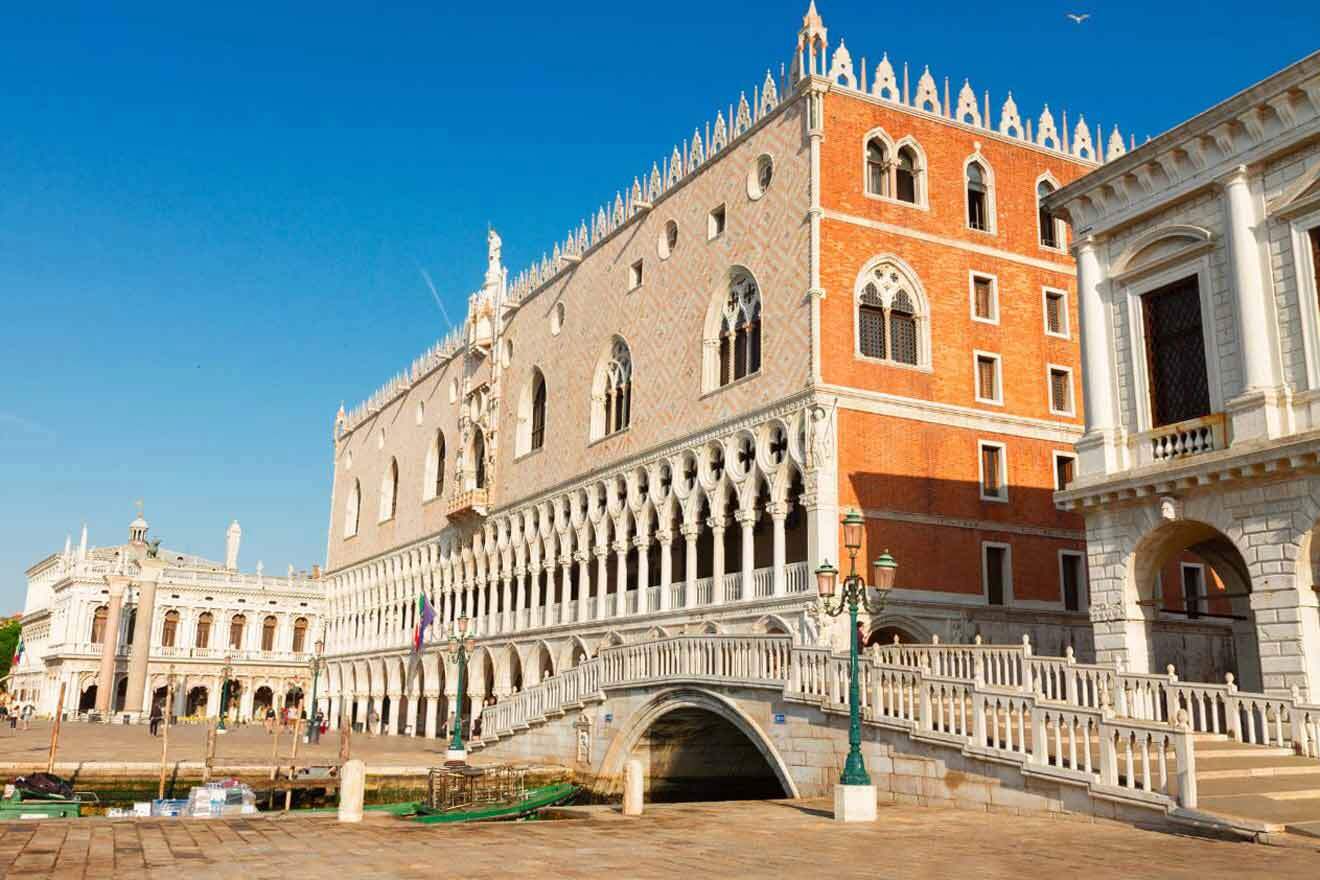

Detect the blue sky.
[{"left": 1, "top": 1, "right": 1314, "bottom": 608}]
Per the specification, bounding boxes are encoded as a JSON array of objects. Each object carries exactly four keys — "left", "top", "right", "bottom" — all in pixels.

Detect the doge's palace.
[{"left": 313, "top": 5, "right": 1183, "bottom": 741}]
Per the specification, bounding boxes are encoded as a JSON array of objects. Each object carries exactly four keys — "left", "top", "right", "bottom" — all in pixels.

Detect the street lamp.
[
  {"left": 217, "top": 655, "right": 234, "bottom": 734},
  {"left": 815, "top": 509, "right": 897, "bottom": 822},
  {"left": 307, "top": 639, "right": 325, "bottom": 744},
  {"left": 446, "top": 617, "right": 477, "bottom": 764}
]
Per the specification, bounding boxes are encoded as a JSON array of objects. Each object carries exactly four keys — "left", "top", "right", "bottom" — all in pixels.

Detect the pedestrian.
[
  {"left": 18, "top": 706, "right": 28, "bottom": 731},
  {"left": 265, "top": 706, "right": 276, "bottom": 734},
  {"left": 367, "top": 707, "right": 378, "bottom": 737},
  {"left": 149, "top": 702, "right": 162, "bottom": 736}
]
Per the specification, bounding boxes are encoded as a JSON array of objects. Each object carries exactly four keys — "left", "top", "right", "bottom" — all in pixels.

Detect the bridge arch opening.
[{"left": 603, "top": 689, "right": 796, "bottom": 803}]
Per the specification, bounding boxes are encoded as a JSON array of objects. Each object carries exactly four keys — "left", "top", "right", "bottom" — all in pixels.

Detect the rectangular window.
[
  {"left": 1048, "top": 366, "right": 1074, "bottom": 415},
  {"left": 1044, "top": 289, "right": 1069, "bottom": 337},
  {"left": 1142, "top": 276, "right": 1211, "bottom": 427},
  {"left": 708, "top": 204, "right": 726, "bottom": 239},
  {"left": 1310, "top": 228, "right": 1320, "bottom": 314},
  {"left": 1181, "top": 563, "right": 1204, "bottom": 620},
  {"left": 974, "top": 352, "right": 1002, "bottom": 405},
  {"left": 1053, "top": 452, "right": 1076, "bottom": 491},
  {"left": 979, "top": 440, "right": 1007, "bottom": 502},
  {"left": 983, "top": 544, "right": 1009, "bottom": 606},
  {"left": 971, "top": 274, "right": 997, "bottom": 323},
  {"left": 968, "top": 190, "right": 988, "bottom": 231},
  {"left": 1060, "top": 552, "right": 1085, "bottom": 612},
  {"left": 629, "top": 259, "right": 643, "bottom": 290}
]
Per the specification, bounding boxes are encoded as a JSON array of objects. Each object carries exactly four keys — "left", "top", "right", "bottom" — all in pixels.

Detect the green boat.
[
  {"left": 0, "top": 790, "right": 82, "bottom": 820},
  {"left": 410, "top": 783, "right": 578, "bottom": 824}
]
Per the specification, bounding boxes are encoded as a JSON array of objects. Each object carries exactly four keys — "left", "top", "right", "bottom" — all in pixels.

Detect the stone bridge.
[{"left": 468, "top": 633, "right": 1320, "bottom": 833}]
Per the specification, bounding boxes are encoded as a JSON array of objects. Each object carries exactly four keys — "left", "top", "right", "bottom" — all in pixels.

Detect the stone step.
[
  {"left": 1196, "top": 754, "right": 1320, "bottom": 779},
  {"left": 1198, "top": 773, "right": 1320, "bottom": 799},
  {"left": 1193, "top": 739, "right": 1296, "bottom": 758}
]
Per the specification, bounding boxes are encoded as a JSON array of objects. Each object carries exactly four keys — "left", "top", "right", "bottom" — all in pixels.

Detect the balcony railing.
[
  {"left": 444, "top": 488, "right": 490, "bottom": 520},
  {"left": 1138, "top": 413, "right": 1228, "bottom": 466}
]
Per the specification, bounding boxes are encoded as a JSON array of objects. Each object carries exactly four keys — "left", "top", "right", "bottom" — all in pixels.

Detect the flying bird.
[{"left": 1066, "top": 12, "right": 1090, "bottom": 23}]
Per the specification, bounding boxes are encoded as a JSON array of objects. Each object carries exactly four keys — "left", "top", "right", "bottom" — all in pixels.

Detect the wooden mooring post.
[
  {"left": 284, "top": 702, "right": 303, "bottom": 811},
  {"left": 45, "top": 682, "right": 66, "bottom": 773},
  {"left": 202, "top": 722, "right": 217, "bottom": 784},
  {"left": 157, "top": 678, "right": 175, "bottom": 798}
]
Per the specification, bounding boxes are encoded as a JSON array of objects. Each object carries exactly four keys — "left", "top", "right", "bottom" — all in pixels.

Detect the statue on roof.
[
  {"left": 146, "top": 538, "right": 161, "bottom": 559},
  {"left": 487, "top": 227, "right": 502, "bottom": 275}
]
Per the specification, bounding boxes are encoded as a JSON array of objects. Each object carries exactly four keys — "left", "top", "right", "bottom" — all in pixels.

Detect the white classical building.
[
  {"left": 1051, "top": 51, "right": 1320, "bottom": 696},
  {"left": 12, "top": 511, "right": 326, "bottom": 721}
]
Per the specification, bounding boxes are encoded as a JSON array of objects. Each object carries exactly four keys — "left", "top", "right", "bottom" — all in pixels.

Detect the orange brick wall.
[{"left": 821, "top": 91, "right": 1089, "bottom": 608}]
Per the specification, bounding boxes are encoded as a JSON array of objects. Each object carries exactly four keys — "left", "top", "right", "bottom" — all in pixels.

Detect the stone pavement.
[
  {"left": 3, "top": 800, "right": 1320, "bottom": 880},
  {"left": 0, "top": 721, "right": 473, "bottom": 769}
]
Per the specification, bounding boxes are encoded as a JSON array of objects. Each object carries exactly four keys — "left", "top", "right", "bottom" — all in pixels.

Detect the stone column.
[
  {"left": 1221, "top": 166, "right": 1282, "bottom": 440},
  {"left": 529, "top": 564, "right": 543, "bottom": 629},
  {"left": 635, "top": 535, "right": 651, "bottom": 613},
  {"left": 406, "top": 695, "right": 419, "bottom": 735},
  {"left": 576, "top": 551, "right": 592, "bottom": 621},
  {"left": 515, "top": 567, "right": 528, "bottom": 630},
  {"left": 657, "top": 530, "right": 673, "bottom": 611},
  {"left": 239, "top": 681, "right": 254, "bottom": 721},
  {"left": 709, "top": 517, "right": 727, "bottom": 605},
  {"left": 769, "top": 503, "right": 788, "bottom": 595},
  {"left": 1074, "top": 236, "right": 1120, "bottom": 475},
  {"left": 95, "top": 576, "right": 130, "bottom": 714},
  {"left": 545, "top": 553, "right": 559, "bottom": 625},
  {"left": 124, "top": 558, "right": 166, "bottom": 720},
  {"left": 501, "top": 576, "right": 513, "bottom": 633},
  {"left": 560, "top": 558, "right": 574, "bottom": 624},
  {"left": 595, "top": 546, "right": 610, "bottom": 621},
  {"left": 474, "top": 579, "right": 486, "bottom": 636},
  {"left": 613, "top": 541, "right": 629, "bottom": 617},
  {"left": 682, "top": 524, "right": 700, "bottom": 608},
  {"left": 737, "top": 509, "right": 757, "bottom": 601},
  {"left": 425, "top": 696, "right": 439, "bottom": 738}
]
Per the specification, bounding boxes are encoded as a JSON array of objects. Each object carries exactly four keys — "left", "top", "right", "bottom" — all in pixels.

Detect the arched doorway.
[
  {"left": 1130, "top": 519, "right": 1259, "bottom": 689},
  {"left": 506, "top": 646, "right": 523, "bottom": 694},
  {"left": 253, "top": 686, "right": 274, "bottom": 717},
  {"left": 113, "top": 677, "right": 128, "bottom": 713},
  {"left": 529, "top": 642, "right": 555, "bottom": 684},
  {"left": 186, "top": 686, "right": 208, "bottom": 716},
  {"left": 78, "top": 685, "right": 97, "bottom": 714},
  {"left": 606, "top": 690, "right": 795, "bottom": 803},
  {"left": 864, "top": 626, "right": 921, "bottom": 647}
]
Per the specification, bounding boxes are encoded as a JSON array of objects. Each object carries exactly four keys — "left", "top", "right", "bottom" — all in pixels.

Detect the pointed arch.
[
  {"left": 424, "top": 430, "right": 446, "bottom": 501},
  {"left": 344, "top": 479, "right": 361, "bottom": 538},
  {"left": 516, "top": 367, "right": 549, "bottom": 456},
  {"left": 964, "top": 153, "right": 996, "bottom": 234},
  {"left": 591, "top": 336, "right": 633, "bottom": 441},
  {"left": 378, "top": 458, "right": 399, "bottom": 522},
  {"left": 853, "top": 255, "right": 931, "bottom": 369},
  {"left": 1035, "top": 171, "right": 1065, "bottom": 250}
]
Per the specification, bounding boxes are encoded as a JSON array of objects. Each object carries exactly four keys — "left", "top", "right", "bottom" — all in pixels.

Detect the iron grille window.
[
  {"left": 1049, "top": 368, "right": 1072, "bottom": 413},
  {"left": 1045, "top": 291, "right": 1065, "bottom": 334},
  {"left": 889, "top": 292, "right": 918, "bottom": 365},
  {"left": 1142, "top": 276, "right": 1210, "bottom": 427},
  {"left": 858, "top": 284, "right": 886, "bottom": 358}
]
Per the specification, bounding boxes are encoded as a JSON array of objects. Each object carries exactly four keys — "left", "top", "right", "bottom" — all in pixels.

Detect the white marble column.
[
  {"left": 559, "top": 559, "right": 574, "bottom": 624},
  {"left": 737, "top": 509, "right": 757, "bottom": 601},
  {"left": 635, "top": 535, "right": 650, "bottom": 614},
  {"left": 613, "top": 541, "right": 629, "bottom": 617},
  {"left": 657, "top": 530, "right": 673, "bottom": 610},
  {"left": 529, "top": 564, "right": 543, "bottom": 628},
  {"left": 682, "top": 524, "right": 700, "bottom": 608},
  {"left": 770, "top": 503, "right": 788, "bottom": 595},
  {"left": 425, "top": 696, "right": 439, "bottom": 738},
  {"left": 710, "top": 517, "right": 727, "bottom": 605},
  {"left": 576, "top": 551, "right": 592, "bottom": 621},
  {"left": 1074, "top": 236, "right": 1120, "bottom": 475},
  {"left": 595, "top": 547, "right": 610, "bottom": 621},
  {"left": 406, "top": 696, "right": 419, "bottom": 735}
]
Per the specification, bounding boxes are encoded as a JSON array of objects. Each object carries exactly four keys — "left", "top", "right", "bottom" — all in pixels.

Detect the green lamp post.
[
  {"left": 446, "top": 617, "right": 476, "bottom": 764},
  {"left": 307, "top": 638, "right": 325, "bottom": 744},
  {"left": 216, "top": 655, "right": 234, "bottom": 734},
  {"left": 815, "top": 509, "right": 897, "bottom": 798}
]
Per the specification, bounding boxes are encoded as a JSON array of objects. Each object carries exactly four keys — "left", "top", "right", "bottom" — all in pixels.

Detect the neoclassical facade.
[
  {"left": 1051, "top": 51, "right": 1320, "bottom": 696},
  {"left": 316, "top": 6, "right": 1152, "bottom": 739},
  {"left": 13, "top": 513, "right": 325, "bottom": 721}
]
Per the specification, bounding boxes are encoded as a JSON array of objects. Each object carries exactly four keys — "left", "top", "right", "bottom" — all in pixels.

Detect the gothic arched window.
[
  {"left": 531, "top": 373, "right": 547, "bottom": 451},
  {"left": 718, "top": 269, "right": 762, "bottom": 387},
  {"left": 344, "top": 479, "right": 361, "bottom": 538},
  {"left": 425, "top": 431, "right": 446, "bottom": 500},
  {"left": 261, "top": 616, "right": 277, "bottom": 652},
  {"left": 90, "top": 605, "right": 108, "bottom": 644},
  {"left": 895, "top": 146, "right": 919, "bottom": 204},
  {"left": 472, "top": 429, "right": 487, "bottom": 488},
  {"left": 592, "top": 338, "right": 633, "bottom": 440},
  {"left": 966, "top": 160, "right": 992, "bottom": 232},
  {"left": 195, "top": 612, "right": 212, "bottom": 649},
  {"left": 866, "top": 138, "right": 890, "bottom": 197},
  {"left": 161, "top": 610, "right": 179, "bottom": 648},
  {"left": 379, "top": 458, "right": 398, "bottom": 522},
  {"left": 854, "top": 260, "right": 928, "bottom": 368},
  {"left": 1037, "top": 179, "right": 1061, "bottom": 248},
  {"left": 518, "top": 369, "right": 548, "bottom": 455}
]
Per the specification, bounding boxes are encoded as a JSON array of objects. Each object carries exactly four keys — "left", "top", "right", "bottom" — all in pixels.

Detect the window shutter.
[
  {"left": 1050, "top": 369, "right": 1070, "bottom": 412},
  {"left": 981, "top": 445, "right": 1001, "bottom": 496},
  {"left": 1046, "top": 293, "right": 1063, "bottom": 334},
  {"left": 974, "top": 277, "right": 993, "bottom": 319},
  {"left": 977, "top": 357, "right": 997, "bottom": 400}
]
